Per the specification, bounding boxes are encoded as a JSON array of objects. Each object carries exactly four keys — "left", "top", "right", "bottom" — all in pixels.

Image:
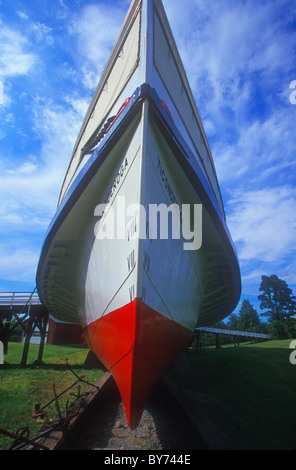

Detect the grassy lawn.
[
  {"left": 169, "top": 339, "right": 296, "bottom": 450},
  {"left": 0, "top": 343, "right": 104, "bottom": 450},
  {"left": 1, "top": 340, "right": 295, "bottom": 450}
]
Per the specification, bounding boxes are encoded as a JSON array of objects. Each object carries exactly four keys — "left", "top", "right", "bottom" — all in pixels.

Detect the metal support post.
[
  {"left": 36, "top": 313, "right": 48, "bottom": 364},
  {"left": 21, "top": 315, "right": 34, "bottom": 366},
  {"left": 215, "top": 332, "right": 221, "bottom": 349}
]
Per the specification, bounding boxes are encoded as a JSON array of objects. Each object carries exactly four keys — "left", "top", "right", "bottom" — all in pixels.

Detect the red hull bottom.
[{"left": 83, "top": 298, "right": 193, "bottom": 428}]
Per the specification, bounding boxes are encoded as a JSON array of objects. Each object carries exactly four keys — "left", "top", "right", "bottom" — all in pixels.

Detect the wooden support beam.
[
  {"left": 21, "top": 312, "right": 49, "bottom": 366},
  {"left": 21, "top": 315, "right": 34, "bottom": 366},
  {"left": 0, "top": 312, "right": 13, "bottom": 354},
  {"left": 37, "top": 318, "right": 47, "bottom": 364}
]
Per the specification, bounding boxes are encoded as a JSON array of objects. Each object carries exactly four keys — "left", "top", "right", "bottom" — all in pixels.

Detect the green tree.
[
  {"left": 268, "top": 320, "right": 286, "bottom": 340},
  {"left": 227, "top": 313, "right": 239, "bottom": 330},
  {"left": 237, "top": 300, "right": 260, "bottom": 331},
  {"left": 258, "top": 275, "right": 296, "bottom": 323},
  {"left": 283, "top": 317, "right": 296, "bottom": 338}
]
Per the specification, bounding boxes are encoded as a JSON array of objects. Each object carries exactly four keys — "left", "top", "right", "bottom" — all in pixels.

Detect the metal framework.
[
  {"left": 196, "top": 326, "right": 270, "bottom": 339},
  {"left": 195, "top": 326, "right": 270, "bottom": 350},
  {"left": 0, "top": 290, "right": 48, "bottom": 365}
]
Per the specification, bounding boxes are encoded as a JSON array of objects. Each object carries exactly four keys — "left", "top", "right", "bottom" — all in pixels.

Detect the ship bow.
[{"left": 84, "top": 297, "right": 193, "bottom": 427}]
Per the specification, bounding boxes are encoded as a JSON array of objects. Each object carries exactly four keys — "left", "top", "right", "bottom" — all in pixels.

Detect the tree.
[
  {"left": 227, "top": 313, "right": 239, "bottom": 330},
  {"left": 268, "top": 320, "right": 286, "bottom": 340},
  {"left": 258, "top": 275, "right": 296, "bottom": 323},
  {"left": 237, "top": 300, "right": 260, "bottom": 331}
]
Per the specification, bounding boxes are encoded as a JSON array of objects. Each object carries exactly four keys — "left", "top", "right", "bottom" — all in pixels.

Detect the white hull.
[
  {"left": 79, "top": 105, "right": 205, "bottom": 333},
  {"left": 36, "top": 0, "right": 241, "bottom": 426},
  {"left": 38, "top": 99, "right": 238, "bottom": 332}
]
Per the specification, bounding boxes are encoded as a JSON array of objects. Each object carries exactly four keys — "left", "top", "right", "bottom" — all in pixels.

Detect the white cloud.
[
  {"left": 16, "top": 11, "right": 29, "bottom": 21},
  {"left": 0, "top": 96, "right": 84, "bottom": 286},
  {"left": 227, "top": 186, "right": 296, "bottom": 263},
  {"left": 0, "top": 9, "right": 91, "bottom": 288},
  {"left": 6, "top": 161, "right": 38, "bottom": 176},
  {"left": 164, "top": 0, "right": 296, "bottom": 104},
  {"left": 0, "top": 246, "right": 39, "bottom": 285},
  {"left": 0, "top": 98, "right": 84, "bottom": 233},
  {"left": 31, "top": 21, "right": 54, "bottom": 46},
  {"left": 32, "top": 100, "right": 82, "bottom": 169},
  {"left": 214, "top": 106, "right": 296, "bottom": 188},
  {"left": 64, "top": 96, "right": 90, "bottom": 120},
  {"left": 0, "top": 23, "right": 36, "bottom": 78},
  {"left": 67, "top": 4, "right": 126, "bottom": 87},
  {"left": 58, "top": 0, "right": 68, "bottom": 10}
]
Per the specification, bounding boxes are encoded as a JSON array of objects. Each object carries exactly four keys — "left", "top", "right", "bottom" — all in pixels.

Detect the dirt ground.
[{"left": 74, "top": 379, "right": 208, "bottom": 450}]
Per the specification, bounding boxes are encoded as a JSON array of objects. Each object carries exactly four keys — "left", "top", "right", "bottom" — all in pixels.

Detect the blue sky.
[{"left": 0, "top": 0, "right": 296, "bottom": 319}]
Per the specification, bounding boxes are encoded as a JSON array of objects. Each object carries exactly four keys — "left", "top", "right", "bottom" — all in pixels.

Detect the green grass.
[
  {"left": 0, "top": 343, "right": 104, "bottom": 450},
  {"left": 1, "top": 340, "right": 296, "bottom": 450},
  {"left": 169, "top": 339, "right": 296, "bottom": 450}
]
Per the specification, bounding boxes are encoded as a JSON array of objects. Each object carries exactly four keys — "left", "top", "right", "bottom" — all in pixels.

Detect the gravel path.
[{"left": 74, "top": 378, "right": 208, "bottom": 450}]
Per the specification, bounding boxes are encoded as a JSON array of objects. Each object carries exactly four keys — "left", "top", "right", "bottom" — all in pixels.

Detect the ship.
[{"left": 36, "top": 0, "right": 241, "bottom": 428}]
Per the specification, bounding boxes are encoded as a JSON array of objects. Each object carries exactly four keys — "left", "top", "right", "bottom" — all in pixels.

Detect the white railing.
[
  {"left": 0, "top": 291, "right": 41, "bottom": 308},
  {"left": 196, "top": 326, "right": 270, "bottom": 339}
]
